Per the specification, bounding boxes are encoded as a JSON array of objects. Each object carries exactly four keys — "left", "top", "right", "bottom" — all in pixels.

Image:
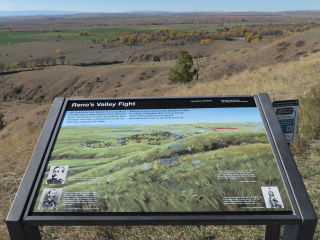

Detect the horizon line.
[{"left": 0, "top": 9, "right": 320, "bottom": 17}]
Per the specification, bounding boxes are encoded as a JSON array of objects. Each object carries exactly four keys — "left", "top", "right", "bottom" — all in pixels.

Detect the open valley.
[{"left": 1, "top": 11, "right": 320, "bottom": 239}]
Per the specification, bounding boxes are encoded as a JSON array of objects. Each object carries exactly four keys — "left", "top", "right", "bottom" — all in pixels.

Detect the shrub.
[
  {"left": 56, "top": 48, "right": 61, "bottom": 56},
  {"left": 79, "top": 30, "right": 89, "bottom": 36},
  {"left": 282, "top": 33, "right": 291, "bottom": 38},
  {"left": 295, "top": 40, "right": 305, "bottom": 48},
  {"left": 14, "top": 86, "right": 23, "bottom": 94},
  {"left": 200, "top": 39, "right": 212, "bottom": 44},
  {"left": 245, "top": 32, "right": 253, "bottom": 43},
  {"left": 59, "top": 56, "right": 66, "bottom": 65},
  {"left": 0, "top": 62, "right": 5, "bottom": 72},
  {"left": 129, "top": 34, "right": 138, "bottom": 45},
  {"left": 18, "top": 60, "right": 28, "bottom": 68},
  {"left": 168, "top": 50, "right": 195, "bottom": 83},
  {"left": 27, "top": 61, "right": 36, "bottom": 70},
  {"left": 12, "top": 62, "right": 19, "bottom": 70},
  {"left": 194, "top": 54, "right": 203, "bottom": 59},
  {"left": 120, "top": 32, "right": 130, "bottom": 43},
  {"left": 0, "top": 113, "right": 4, "bottom": 130}
]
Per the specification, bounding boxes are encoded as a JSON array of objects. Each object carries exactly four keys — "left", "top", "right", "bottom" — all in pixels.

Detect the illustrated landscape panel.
[{"left": 32, "top": 98, "right": 292, "bottom": 214}]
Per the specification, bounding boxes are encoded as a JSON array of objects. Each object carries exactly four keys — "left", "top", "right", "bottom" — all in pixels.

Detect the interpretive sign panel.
[
  {"left": 6, "top": 95, "right": 318, "bottom": 240},
  {"left": 31, "top": 97, "right": 292, "bottom": 215}
]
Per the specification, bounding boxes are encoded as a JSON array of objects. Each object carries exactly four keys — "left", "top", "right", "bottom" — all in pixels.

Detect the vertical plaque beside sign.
[{"left": 272, "top": 100, "right": 299, "bottom": 142}]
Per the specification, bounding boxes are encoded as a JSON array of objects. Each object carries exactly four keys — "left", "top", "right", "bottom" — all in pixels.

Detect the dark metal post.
[
  {"left": 7, "top": 221, "right": 41, "bottom": 240},
  {"left": 258, "top": 93, "right": 318, "bottom": 240},
  {"left": 283, "top": 220, "right": 317, "bottom": 240},
  {"left": 265, "top": 224, "right": 281, "bottom": 240}
]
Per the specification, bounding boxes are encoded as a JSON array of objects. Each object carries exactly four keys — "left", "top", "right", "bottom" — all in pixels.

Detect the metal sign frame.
[{"left": 6, "top": 94, "right": 317, "bottom": 240}]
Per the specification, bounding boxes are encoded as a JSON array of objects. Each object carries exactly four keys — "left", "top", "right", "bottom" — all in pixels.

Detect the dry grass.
[
  {"left": 292, "top": 139, "right": 320, "bottom": 240},
  {"left": 165, "top": 52, "right": 320, "bottom": 100},
  {"left": 40, "top": 225, "right": 266, "bottom": 240},
  {"left": 1, "top": 46, "right": 320, "bottom": 240},
  {"left": 0, "top": 132, "right": 40, "bottom": 240}
]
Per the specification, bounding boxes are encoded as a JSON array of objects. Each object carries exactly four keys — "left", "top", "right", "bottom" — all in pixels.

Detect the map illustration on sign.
[{"left": 32, "top": 98, "right": 292, "bottom": 214}]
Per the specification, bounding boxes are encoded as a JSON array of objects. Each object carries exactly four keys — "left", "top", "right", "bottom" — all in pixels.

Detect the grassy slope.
[
  {"left": 1, "top": 38, "right": 320, "bottom": 239},
  {"left": 165, "top": 51, "right": 320, "bottom": 100}
]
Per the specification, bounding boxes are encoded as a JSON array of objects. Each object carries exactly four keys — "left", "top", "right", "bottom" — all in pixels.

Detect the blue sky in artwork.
[
  {"left": 61, "top": 107, "right": 263, "bottom": 127},
  {"left": 1, "top": 0, "right": 320, "bottom": 12}
]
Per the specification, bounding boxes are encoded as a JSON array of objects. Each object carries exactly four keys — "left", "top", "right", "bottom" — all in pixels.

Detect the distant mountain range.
[
  {"left": 0, "top": 11, "right": 80, "bottom": 17},
  {"left": 0, "top": 10, "right": 319, "bottom": 17}
]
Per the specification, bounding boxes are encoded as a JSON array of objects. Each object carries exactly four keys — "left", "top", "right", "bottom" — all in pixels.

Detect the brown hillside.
[
  {"left": 0, "top": 38, "right": 262, "bottom": 66},
  {"left": 246, "top": 27, "right": 320, "bottom": 65},
  {"left": 1, "top": 28, "right": 320, "bottom": 240},
  {"left": 1, "top": 29, "right": 319, "bottom": 140},
  {"left": 199, "top": 28, "right": 320, "bottom": 81},
  {"left": 0, "top": 61, "right": 173, "bottom": 103},
  {"left": 166, "top": 51, "right": 320, "bottom": 100},
  {"left": 0, "top": 40, "right": 137, "bottom": 65},
  {"left": 124, "top": 40, "right": 263, "bottom": 63}
]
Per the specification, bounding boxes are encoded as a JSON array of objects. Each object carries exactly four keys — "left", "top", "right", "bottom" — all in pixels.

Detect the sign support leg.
[
  {"left": 265, "top": 224, "right": 280, "bottom": 240},
  {"left": 7, "top": 221, "right": 41, "bottom": 240},
  {"left": 283, "top": 220, "right": 317, "bottom": 240}
]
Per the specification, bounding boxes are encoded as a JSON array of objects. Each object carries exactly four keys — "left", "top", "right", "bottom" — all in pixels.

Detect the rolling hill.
[{"left": 0, "top": 27, "right": 319, "bottom": 239}]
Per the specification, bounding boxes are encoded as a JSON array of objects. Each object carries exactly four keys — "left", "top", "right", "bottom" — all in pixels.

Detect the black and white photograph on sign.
[
  {"left": 38, "top": 188, "right": 62, "bottom": 210},
  {"left": 46, "top": 166, "right": 68, "bottom": 184},
  {"left": 261, "top": 187, "right": 284, "bottom": 208}
]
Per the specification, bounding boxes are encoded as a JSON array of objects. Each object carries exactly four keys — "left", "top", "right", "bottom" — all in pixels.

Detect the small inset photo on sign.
[
  {"left": 38, "top": 188, "right": 62, "bottom": 210},
  {"left": 46, "top": 165, "right": 69, "bottom": 184},
  {"left": 261, "top": 187, "right": 284, "bottom": 208}
]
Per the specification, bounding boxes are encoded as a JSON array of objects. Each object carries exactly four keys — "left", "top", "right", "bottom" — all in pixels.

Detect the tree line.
[{"left": 119, "top": 24, "right": 314, "bottom": 45}]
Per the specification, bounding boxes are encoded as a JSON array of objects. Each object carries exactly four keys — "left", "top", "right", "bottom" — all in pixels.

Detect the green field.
[
  {"left": 0, "top": 27, "right": 156, "bottom": 45},
  {"left": 33, "top": 122, "right": 291, "bottom": 213},
  {"left": 0, "top": 22, "right": 257, "bottom": 45},
  {"left": 2, "top": 19, "right": 315, "bottom": 45},
  {"left": 2, "top": 17, "right": 320, "bottom": 46}
]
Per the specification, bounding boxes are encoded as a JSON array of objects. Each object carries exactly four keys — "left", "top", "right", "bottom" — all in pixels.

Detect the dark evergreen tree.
[{"left": 169, "top": 50, "right": 196, "bottom": 83}]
